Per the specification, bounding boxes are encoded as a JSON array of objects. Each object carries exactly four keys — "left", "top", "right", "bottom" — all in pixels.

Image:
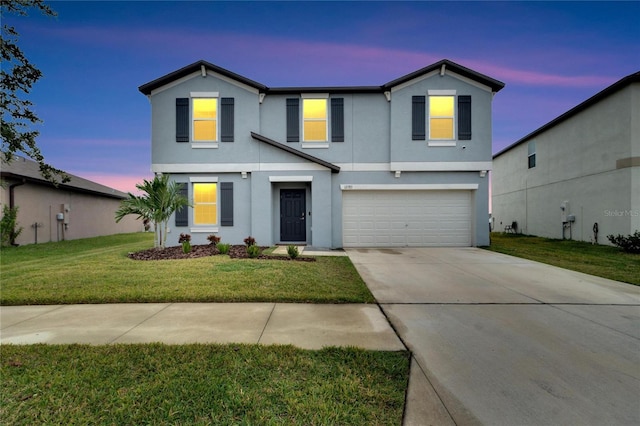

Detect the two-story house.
[{"left": 139, "top": 59, "right": 505, "bottom": 248}]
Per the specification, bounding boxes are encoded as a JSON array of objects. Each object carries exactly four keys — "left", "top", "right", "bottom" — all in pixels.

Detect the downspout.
[{"left": 8, "top": 179, "right": 26, "bottom": 246}]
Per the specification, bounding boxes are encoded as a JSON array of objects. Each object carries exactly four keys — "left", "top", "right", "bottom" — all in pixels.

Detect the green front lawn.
[
  {"left": 0, "top": 233, "right": 375, "bottom": 305},
  {"left": 1, "top": 344, "right": 409, "bottom": 425},
  {"left": 486, "top": 233, "right": 640, "bottom": 285}
]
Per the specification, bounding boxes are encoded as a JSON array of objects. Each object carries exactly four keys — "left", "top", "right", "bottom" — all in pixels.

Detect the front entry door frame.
[{"left": 280, "top": 188, "right": 306, "bottom": 242}]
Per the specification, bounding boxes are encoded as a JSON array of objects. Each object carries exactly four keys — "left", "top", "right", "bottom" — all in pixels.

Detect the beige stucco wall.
[
  {"left": 492, "top": 82, "right": 639, "bottom": 244},
  {"left": 1, "top": 181, "right": 142, "bottom": 246}
]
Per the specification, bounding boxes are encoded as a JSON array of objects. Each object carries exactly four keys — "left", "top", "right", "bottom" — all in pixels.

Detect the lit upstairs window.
[
  {"left": 193, "top": 98, "right": 218, "bottom": 142},
  {"left": 303, "top": 99, "right": 327, "bottom": 142},
  {"left": 429, "top": 96, "right": 454, "bottom": 140}
]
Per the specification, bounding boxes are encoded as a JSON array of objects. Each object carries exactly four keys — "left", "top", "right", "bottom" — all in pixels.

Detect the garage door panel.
[{"left": 343, "top": 190, "right": 472, "bottom": 247}]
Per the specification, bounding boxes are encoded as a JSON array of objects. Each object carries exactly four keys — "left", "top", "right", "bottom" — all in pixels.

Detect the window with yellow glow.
[
  {"left": 193, "top": 98, "right": 217, "bottom": 142},
  {"left": 303, "top": 99, "right": 327, "bottom": 142},
  {"left": 193, "top": 183, "right": 217, "bottom": 225},
  {"left": 429, "top": 96, "right": 454, "bottom": 140}
]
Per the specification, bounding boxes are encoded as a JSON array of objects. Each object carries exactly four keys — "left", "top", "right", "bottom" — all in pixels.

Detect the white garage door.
[{"left": 342, "top": 190, "right": 472, "bottom": 247}]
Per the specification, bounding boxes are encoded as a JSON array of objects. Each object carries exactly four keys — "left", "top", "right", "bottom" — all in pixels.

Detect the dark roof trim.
[
  {"left": 383, "top": 59, "right": 505, "bottom": 93},
  {"left": 139, "top": 60, "right": 268, "bottom": 95},
  {"left": 139, "top": 59, "right": 505, "bottom": 96},
  {"left": 1, "top": 155, "right": 129, "bottom": 200},
  {"left": 0, "top": 171, "right": 128, "bottom": 200},
  {"left": 494, "top": 70, "right": 640, "bottom": 159},
  {"left": 267, "top": 86, "right": 383, "bottom": 95},
  {"left": 250, "top": 132, "right": 340, "bottom": 173}
]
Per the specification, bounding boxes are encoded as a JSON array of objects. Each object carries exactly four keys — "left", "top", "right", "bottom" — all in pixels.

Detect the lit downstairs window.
[
  {"left": 193, "top": 98, "right": 218, "bottom": 142},
  {"left": 429, "top": 96, "right": 454, "bottom": 140},
  {"left": 193, "top": 183, "right": 217, "bottom": 225},
  {"left": 303, "top": 98, "right": 327, "bottom": 142}
]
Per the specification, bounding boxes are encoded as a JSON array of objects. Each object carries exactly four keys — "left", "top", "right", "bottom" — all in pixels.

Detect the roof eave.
[
  {"left": 265, "top": 86, "right": 383, "bottom": 95},
  {"left": 138, "top": 60, "right": 268, "bottom": 95},
  {"left": 494, "top": 70, "right": 640, "bottom": 159},
  {"left": 384, "top": 59, "right": 505, "bottom": 93},
  {"left": 250, "top": 132, "right": 340, "bottom": 173},
  {"left": 0, "top": 171, "right": 128, "bottom": 200}
]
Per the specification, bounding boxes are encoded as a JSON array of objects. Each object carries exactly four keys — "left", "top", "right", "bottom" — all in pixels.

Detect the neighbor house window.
[
  {"left": 429, "top": 95, "right": 455, "bottom": 140},
  {"left": 193, "top": 183, "right": 217, "bottom": 225},
  {"left": 303, "top": 98, "right": 327, "bottom": 142},
  {"left": 528, "top": 141, "right": 536, "bottom": 168},
  {"left": 193, "top": 98, "right": 218, "bottom": 142}
]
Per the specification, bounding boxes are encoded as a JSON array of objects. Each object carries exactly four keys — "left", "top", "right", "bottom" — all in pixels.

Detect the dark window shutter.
[
  {"left": 175, "top": 184, "right": 188, "bottom": 226},
  {"left": 458, "top": 95, "right": 472, "bottom": 140},
  {"left": 221, "top": 98, "right": 234, "bottom": 142},
  {"left": 176, "top": 98, "right": 189, "bottom": 143},
  {"left": 412, "top": 96, "right": 425, "bottom": 140},
  {"left": 220, "top": 182, "right": 234, "bottom": 226},
  {"left": 331, "top": 98, "right": 344, "bottom": 142},
  {"left": 286, "top": 98, "right": 299, "bottom": 142}
]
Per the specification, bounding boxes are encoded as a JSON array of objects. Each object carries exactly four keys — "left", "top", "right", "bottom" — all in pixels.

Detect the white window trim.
[
  {"left": 427, "top": 90, "right": 456, "bottom": 96},
  {"left": 301, "top": 143, "right": 329, "bottom": 149},
  {"left": 190, "top": 177, "right": 219, "bottom": 228},
  {"left": 428, "top": 141, "right": 457, "bottom": 147},
  {"left": 191, "top": 92, "right": 219, "bottom": 145},
  {"left": 302, "top": 95, "right": 328, "bottom": 143},
  {"left": 189, "top": 177, "right": 219, "bottom": 183}
]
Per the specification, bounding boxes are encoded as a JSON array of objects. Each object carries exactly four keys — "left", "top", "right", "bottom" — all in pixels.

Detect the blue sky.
[{"left": 6, "top": 1, "right": 639, "bottom": 193}]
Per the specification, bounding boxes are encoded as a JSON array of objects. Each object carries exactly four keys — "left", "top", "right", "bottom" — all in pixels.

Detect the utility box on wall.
[
  {"left": 61, "top": 204, "right": 70, "bottom": 225},
  {"left": 560, "top": 200, "right": 569, "bottom": 223}
]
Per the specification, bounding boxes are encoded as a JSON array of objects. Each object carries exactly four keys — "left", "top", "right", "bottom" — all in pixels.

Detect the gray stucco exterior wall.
[{"left": 492, "top": 79, "right": 639, "bottom": 244}]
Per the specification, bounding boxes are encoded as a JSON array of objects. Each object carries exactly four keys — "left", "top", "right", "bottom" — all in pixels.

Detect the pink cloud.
[
  {"left": 79, "top": 172, "right": 153, "bottom": 195},
  {"left": 458, "top": 59, "right": 614, "bottom": 88},
  {"left": 33, "top": 23, "right": 614, "bottom": 88}
]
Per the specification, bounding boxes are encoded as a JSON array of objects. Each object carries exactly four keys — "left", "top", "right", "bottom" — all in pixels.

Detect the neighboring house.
[
  {"left": 492, "top": 71, "right": 639, "bottom": 244},
  {"left": 139, "top": 59, "right": 505, "bottom": 248},
  {"left": 0, "top": 156, "right": 141, "bottom": 245}
]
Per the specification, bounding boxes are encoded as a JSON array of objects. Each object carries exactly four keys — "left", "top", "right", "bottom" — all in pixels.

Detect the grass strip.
[
  {"left": 486, "top": 233, "right": 639, "bottom": 285},
  {"left": 1, "top": 344, "right": 409, "bottom": 425},
  {"left": 0, "top": 233, "right": 375, "bottom": 305}
]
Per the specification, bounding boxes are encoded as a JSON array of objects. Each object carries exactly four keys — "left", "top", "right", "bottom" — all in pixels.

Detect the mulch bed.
[{"left": 128, "top": 245, "right": 316, "bottom": 262}]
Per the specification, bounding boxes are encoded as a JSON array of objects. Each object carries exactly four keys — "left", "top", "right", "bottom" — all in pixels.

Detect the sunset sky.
[{"left": 5, "top": 1, "right": 639, "bottom": 193}]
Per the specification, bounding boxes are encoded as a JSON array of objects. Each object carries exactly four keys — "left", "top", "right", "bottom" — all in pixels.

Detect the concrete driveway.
[{"left": 347, "top": 248, "right": 640, "bottom": 426}]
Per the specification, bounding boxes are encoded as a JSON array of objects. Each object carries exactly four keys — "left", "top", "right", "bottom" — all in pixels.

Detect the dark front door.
[{"left": 280, "top": 189, "right": 306, "bottom": 242}]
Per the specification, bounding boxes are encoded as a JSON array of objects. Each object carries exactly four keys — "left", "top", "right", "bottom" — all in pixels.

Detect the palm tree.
[{"left": 115, "top": 174, "right": 189, "bottom": 248}]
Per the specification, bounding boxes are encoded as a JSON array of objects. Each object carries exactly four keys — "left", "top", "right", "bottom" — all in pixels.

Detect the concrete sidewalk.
[{"left": 0, "top": 303, "right": 404, "bottom": 350}]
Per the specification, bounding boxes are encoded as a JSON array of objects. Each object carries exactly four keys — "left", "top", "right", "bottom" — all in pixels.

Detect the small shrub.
[
  {"left": 287, "top": 245, "right": 299, "bottom": 259},
  {"left": 178, "top": 233, "right": 191, "bottom": 254},
  {"left": 207, "top": 234, "right": 221, "bottom": 246},
  {"left": 246, "top": 244, "right": 260, "bottom": 258},
  {"left": 244, "top": 236, "right": 256, "bottom": 247},
  {"left": 607, "top": 231, "right": 640, "bottom": 253},
  {"left": 217, "top": 243, "right": 230, "bottom": 255},
  {"left": 0, "top": 205, "right": 23, "bottom": 247}
]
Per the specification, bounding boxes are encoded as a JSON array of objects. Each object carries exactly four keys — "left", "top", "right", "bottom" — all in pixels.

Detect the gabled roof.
[
  {"left": 250, "top": 132, "right": 340, "bottom": 173},
  {"left": 494, "top": 70, "right": 640, "bottom": 159},
  {"left": 1, "top": 155, "right": 129, "bottom": 199},
  {"left": 139, "top": 60, "right": 268, "bottom": 95},
  {"left": 139, "top": 59, "right": 505, "bottom": 96},
  {"left": 383, "top": 59, "right": 505, "bottom": 92}
]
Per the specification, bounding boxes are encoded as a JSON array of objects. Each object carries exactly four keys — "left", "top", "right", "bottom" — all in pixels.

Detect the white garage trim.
[
  {"left": 340, "top": 184, "right": 478, "bottom": 191},
  {"left": 342, "top": 189, "right": 474, "bottom": 248}
]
